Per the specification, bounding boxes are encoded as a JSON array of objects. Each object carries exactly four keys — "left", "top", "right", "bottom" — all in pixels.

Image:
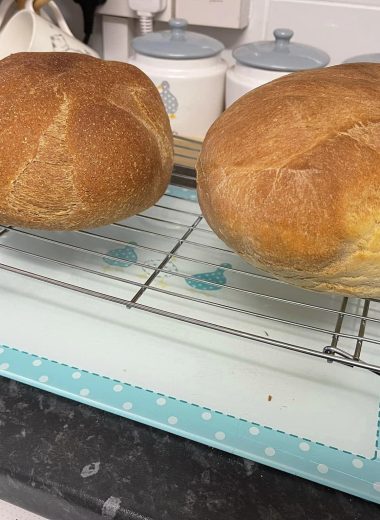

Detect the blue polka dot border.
[{"left": 0, "top": 344, "right": 379, "bottom": 504}]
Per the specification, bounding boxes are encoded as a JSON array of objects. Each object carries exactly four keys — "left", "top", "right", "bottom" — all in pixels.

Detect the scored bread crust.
[
  {"left": 197, "top": 63, "right": 380, "bottom": 298},
  {"left": 0, "top": 52, "right": 173, "bottom": 230}
]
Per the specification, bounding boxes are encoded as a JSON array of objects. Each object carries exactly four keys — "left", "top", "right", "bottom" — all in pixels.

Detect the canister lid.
[
  {"left": 233, "top": 29, "right": 330, "bottom": 71},
  {"left": 343, "top": 53, "right": 380, "bottom": 64},
  {"left": 132, "top": 18, "right": 224, "bottom": 60}
]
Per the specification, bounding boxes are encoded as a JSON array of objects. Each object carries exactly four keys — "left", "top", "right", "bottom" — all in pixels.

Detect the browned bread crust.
[
  {"left": 197, "top": 63, "right": 380, "bottom": 297},
  {"left": 0, "top": 52, "right": 173, "bottom": 230}
]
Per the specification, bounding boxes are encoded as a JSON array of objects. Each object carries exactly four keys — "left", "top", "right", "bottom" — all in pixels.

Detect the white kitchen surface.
[
  {"left": 0, "top": 183, "right": 378, "bottom": 504},
  {"left": 0, "top": 192, "right": 378, "bottom": 459}
]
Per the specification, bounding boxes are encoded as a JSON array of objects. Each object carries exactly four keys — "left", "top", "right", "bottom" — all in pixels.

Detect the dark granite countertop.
[{"left": 0, "top": 376, "right": 378, "bottom": 520}]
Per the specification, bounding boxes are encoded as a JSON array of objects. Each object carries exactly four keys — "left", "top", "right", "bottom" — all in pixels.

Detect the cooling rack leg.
[
  {"left": 353, "top": 299, "right": 370, "bottom": 361},
  {"left": 323, "top": 297, "right": 348, "bottom": 362}
]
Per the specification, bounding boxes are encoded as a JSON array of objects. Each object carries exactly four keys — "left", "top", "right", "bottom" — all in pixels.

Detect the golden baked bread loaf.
[
  {"left": 197, "top": 63, "right": 380, "bottom": 298},
  {"left": 0, "top": 52, "right": 173, "bottom": 230}
]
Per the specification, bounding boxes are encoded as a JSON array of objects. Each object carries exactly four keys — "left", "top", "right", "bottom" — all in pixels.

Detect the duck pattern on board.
[
  {"left": 102, "top": 243, "right": 232, "bottom": 292},
  {"left": 103, "top": 243, "right": 138, "bottom": 268},
  {"left": 186, "top": 263, "right": 232, "bottom": 291},
  {"left": 158, "top": 81, "right": 178, "bottom": 118}
]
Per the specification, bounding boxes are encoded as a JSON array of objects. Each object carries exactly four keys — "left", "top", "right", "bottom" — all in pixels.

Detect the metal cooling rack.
[{"left": 0, "top": 136, "right": 379, "bottom": 375}]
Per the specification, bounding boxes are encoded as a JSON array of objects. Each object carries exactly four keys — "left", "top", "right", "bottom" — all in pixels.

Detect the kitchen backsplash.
[{"left": 59, "top": 0, "right": 380, "bottom": 65}]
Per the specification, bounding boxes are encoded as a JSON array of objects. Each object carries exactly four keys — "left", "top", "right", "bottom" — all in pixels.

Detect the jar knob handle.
[
  {"left": 169, "top": 18, "right": 188, "bottom": 40},
  {"left": 274, "top": 28, "right": 294, "bottom": 48}
]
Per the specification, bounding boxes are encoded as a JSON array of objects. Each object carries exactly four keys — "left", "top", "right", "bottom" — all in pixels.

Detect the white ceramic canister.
[
  {"left": 343, "top": 53, "right": 380, "bottom": 64},
  {"left": 129, "top": 19, "right": 227, "bottom": 140},
  {"left": 226, "top": 29, "right": 330, "bottom": 107}
]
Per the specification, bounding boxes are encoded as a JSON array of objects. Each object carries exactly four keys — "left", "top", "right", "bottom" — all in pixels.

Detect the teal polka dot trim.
[{"left": 0, "top": 344, "right": 379, "bottom": 505}]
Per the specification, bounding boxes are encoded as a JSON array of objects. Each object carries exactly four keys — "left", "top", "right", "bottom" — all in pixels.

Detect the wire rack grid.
[{"left": 0, "top": 136, "right": 379, "bottom": 375}]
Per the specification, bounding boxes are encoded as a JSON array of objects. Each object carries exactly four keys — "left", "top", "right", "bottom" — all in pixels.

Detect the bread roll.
[
  {"left": 197, "top": 63, "right": 380, "bottom": 298},
  {"left": 0, "top": 52, "right": 173, "bottom": 230}
]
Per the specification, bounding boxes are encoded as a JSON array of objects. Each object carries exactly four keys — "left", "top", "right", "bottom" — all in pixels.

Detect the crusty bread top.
[
  {"left": 0, "top": 52, "right": 173, "bottom": 230},
  {"left": 197, "top": 64, "right": 380, "bottom": 296}
]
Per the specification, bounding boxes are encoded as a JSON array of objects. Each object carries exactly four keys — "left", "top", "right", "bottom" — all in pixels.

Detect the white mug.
[{"left": 0, "top": 0, "right": 99, "bottom": 59}]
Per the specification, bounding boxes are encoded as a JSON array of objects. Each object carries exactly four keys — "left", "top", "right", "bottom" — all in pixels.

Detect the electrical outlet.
[
  {"left": 97, "top": 0, "right": 173, "bottom": 21},
  {"left": 175, "top": 0, "right": 251, "bottom": 29}
]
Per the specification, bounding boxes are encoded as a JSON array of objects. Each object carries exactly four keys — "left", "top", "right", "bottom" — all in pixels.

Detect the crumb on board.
[{"left": 267, "top": 395, "right": 272, "bottom": 402}]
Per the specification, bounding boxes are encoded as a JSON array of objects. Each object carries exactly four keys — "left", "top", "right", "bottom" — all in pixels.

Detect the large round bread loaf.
[
  {"left": 0, "top": 52, "right": 173, "bottom": 230},
  {"left": 197, "top": 63, "right": 380, "bottom": 298}
]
